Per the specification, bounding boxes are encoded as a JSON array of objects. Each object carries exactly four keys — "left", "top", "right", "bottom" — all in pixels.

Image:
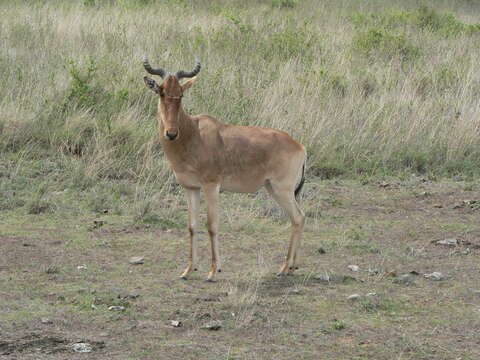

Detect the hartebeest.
[{"left": 143, "top": 57, "right": 306, "bottom": 281}]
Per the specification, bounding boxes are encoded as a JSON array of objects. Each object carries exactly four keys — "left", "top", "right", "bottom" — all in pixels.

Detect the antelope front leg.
[
  {"left": 204, "top": 183, "right": 221, "bottom": 282},
  {"left": 180, "top": 188, "right": 200, "bottom": 279}
]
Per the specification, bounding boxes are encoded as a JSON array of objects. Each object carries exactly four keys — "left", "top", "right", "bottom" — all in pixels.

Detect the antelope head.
[{"left": 143, "top": 57, "right": 201, "bottom": 141}]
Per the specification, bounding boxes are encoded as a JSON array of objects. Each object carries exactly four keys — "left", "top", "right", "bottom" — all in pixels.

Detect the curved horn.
[
  {"left": 143, "top": 56, "right": 166, "bottom": 78},
  {"left": 175, "top": 59, "right": 201, "bottom": 80}
]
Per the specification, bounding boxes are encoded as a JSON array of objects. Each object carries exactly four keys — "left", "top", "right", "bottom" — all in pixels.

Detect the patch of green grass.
[
  {"left": 356, "top": 296, "right": 404, "bottom": 314},
  {"left": 25, "top": 183, "right": 56, "bottom": 215}
]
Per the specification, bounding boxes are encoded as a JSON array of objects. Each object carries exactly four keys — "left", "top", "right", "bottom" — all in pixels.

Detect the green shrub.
[
  {"left": 64, "top": 59, "right": 104, "bottom": 111},
  {"left": 353, "top": 27, "right": 420, "bottom": 61},
  {"left": 350, "top": 7, "right": 480, "bottom": 38},
  {"left": 267, "top": 24, "right": 317, "bottom": 61},
  {"left": 272, "top": 0, "right": 298, "bottom": 8},
  {"left": 416, "top": 6, "right": 468, "bottom": 37}
]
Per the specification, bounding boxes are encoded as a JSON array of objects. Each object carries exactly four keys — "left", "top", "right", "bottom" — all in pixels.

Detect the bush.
[
  {"left": 416, "top": 6, "right": 472, "bottom": 37},
  {"left": 350, "top": 6, "right": 480, "bottom": 38},
  {"left": 272, "top": 0, "right": 298, "bottom": 8},
  {"left": 353, "top": 27, "right": 420, "bottom": 61},
  {"left": 266, "top": 23, "right": 317, "bottom": 62}
]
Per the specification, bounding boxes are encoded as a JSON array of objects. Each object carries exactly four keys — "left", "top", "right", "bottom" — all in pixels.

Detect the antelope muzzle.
[{"left": 165, "top": 129, "right": 178, "bottom": 141}]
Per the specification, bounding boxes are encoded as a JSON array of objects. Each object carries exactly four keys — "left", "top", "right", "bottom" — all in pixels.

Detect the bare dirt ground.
[{"left": 1, "top": 178, "right": 479, "bottom": 359}]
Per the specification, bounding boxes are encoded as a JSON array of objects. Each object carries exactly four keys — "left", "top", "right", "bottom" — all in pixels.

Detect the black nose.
[{"left": 166, "top": 132, "right": 178, "bottom": 140}]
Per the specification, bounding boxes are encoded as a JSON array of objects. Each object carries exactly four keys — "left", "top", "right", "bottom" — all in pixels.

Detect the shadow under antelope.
[{"left": 143, "top": 57, "right": 306, "bottom": 282}]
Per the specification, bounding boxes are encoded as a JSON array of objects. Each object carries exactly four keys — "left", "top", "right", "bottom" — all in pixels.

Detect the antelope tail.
[{"left": 294, "top": 160, "right": 306, "bottom": 200}]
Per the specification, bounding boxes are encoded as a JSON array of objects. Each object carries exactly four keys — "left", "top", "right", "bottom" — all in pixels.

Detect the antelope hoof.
[
  {"left": 277, "top": 263, "right": 290, "bottom": 276},
  {"left": 180, "top": 267, "right": 193, "bottom": 279}
]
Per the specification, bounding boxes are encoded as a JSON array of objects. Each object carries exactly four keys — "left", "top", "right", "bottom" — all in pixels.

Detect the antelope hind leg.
[{"left": 265, "top": 181, "right": 305, "bottom": 276}]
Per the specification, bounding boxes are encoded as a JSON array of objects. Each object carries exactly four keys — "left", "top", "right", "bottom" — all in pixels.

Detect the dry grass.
[{"left": 1, "top": 0, "right": 480, "bottom": 184}]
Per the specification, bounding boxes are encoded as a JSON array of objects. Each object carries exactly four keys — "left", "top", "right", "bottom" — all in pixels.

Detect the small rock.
[
  {"left": 424, "top": 272, "right": 444, "bottom": 281},
  {"left": 434, "top": 238, "right": 458, "bottom": 247},
  {"left": 317, "top": 247, "right": 326, "bottom": 254},
  {"left": 170, "top": 320, "right": 182, "bottom": 327},
  {"left": 347, "top": 294, "right": 361, "bottom": 301},
  {"left": 393, "top": 274, "right": 416, "bottom": 286},
  {"left": 72, "top": 343, "right": 92, "bottom": 353},
  {"left": 366, "top": 292, "right": 377, "bottom": 297},
  {"left": 347, "top": 265, "right": 359, "bottom": 272},
  {"left": 77, "top": 265, "right": 87, "bottom": 270},
  {"left": 40, "top": 318, "right": 53, "bottom": 324},
  {"left": 108, "top": 306, "right": 125, "bottom": 311},
  {"left": 433, "top": 204, "right": 443, "bottom": 208},
  {"left": 379, "top": 181, "right": 390, "bottom": 188},
  {"left": 313, "top": 274, "right": 330, "bottom": 283},
  {"left": 415, "top": 191, "right": 429, "bottom": 198},
  {"left": 129, "top": 257, "right": 145, "bottom": 265},
  {"left": 201, "top": 321, "right": 222, "bottom": 331}
]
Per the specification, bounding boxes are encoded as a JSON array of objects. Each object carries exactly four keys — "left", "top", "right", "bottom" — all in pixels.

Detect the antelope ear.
[
  {"left": 181, "top": 76, "right": 197, "bottom": 92},
  {"left": 144, "top": 76, "right": 161, "bottom": 94}
]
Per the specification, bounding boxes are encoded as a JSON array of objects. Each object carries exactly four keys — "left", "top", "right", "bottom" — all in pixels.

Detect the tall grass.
[{"left": 1, "top": 0, "right": 480, "bottom": 188}]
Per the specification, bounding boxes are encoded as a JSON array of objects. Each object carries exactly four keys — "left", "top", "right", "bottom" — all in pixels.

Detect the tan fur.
[{"left": 145, "top": 74, "right": 306, "bottom": 281}]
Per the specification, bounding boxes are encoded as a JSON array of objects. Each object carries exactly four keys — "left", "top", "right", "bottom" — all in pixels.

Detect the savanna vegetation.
[{"left": 1, "top": 1, "right": 480, "bottom": 359}]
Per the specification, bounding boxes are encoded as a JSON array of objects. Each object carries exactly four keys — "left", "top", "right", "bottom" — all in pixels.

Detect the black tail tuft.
[{"left": 294, "top": 163, "right": 305, "bottom": 200}]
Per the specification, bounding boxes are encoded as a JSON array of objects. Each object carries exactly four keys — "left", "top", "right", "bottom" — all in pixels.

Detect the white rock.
[
  {"left": 170, "top": 320, "right": 182, "bottom": 327},
  {"left": 435, "top": 239, "right": 458, "bottom": 247},
  {"left": 424, "top": 272, "right": 444, "bottom": 281},
  {"left": 129, "top": 257, "right": 145, "bottom": 265},
  {"left": 72, "top": 343, "right": 92, "bottom": 353},
  {"left": 77, "top": 265, "right": 87, "bottom": 270},
  {"left": 108, "top": 306, "right": 125, "bottom": 311},
  {"left": 347, "top": 294, "right": 361, "bottom": 301},
  {"left": 366, "top": 292, "right": 377, "bottom": 297},
  {"left": 347, "top": 265, "right": 360, "bottom": 272}
]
